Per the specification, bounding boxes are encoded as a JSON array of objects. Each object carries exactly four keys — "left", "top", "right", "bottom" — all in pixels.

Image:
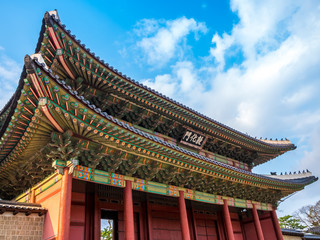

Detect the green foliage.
[
  {"left": 279, "top": 215, "right": 306, "bottom": 230},
  {"left": 101, "top": 220, "right": 113, "bottom": 240}
]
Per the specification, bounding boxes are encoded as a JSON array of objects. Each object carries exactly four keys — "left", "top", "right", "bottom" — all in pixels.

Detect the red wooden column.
[
  {"left": 124, "top": 180, "right": 135, "bottom": 240},
  {"left": 223, "top": 199, "right": 235, "bottom": 240},
  {"left": 178, "top": 191, "right": 191, "bottom": 240},
  {"left": 146, "top": 199, "right": 153, "bottom": 240},
  {"left": 252, "top": 204, "right": 264, "bottom": 240},
  {"left": 271, "top": 208, "right": 284, "bottom": 240},
  {"left": 57, "top": 167, "right": 73, "bottom": 240}
]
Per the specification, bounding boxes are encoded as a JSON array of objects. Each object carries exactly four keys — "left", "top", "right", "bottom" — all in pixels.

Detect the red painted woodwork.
[
  {"left": 124, "top": 180, "right": 135, "bottom": 240},
  {"left": 231, "top": 220, "right": 241, "bottom": 232},
  {"left": 147, "top": 200, "right": 153, "bottom": 240},
  {"left": 94, "top": 193, "right": 101, "bottom": 240},
  {"left": 260, "top": 217, "right": 277, "bottom": 240},
  {"left": 139, "top": 203, "right": 148, "bottom": 240},
  {"left": 217, "top": 212, "right": 226, "bottom": 240},
  {"left": 179, "top": 191, "right": 191, "bottom": 240},
  {"left": 187, "top": 208, "right": 196, "bottom": 240},
  {"left": 232, "top": 220, "right": 243, "bottom": 240},
  {"left": 70, "top": 192, "right": 86, "bottom": 240},
  {"left": 243, "top": 221, "right": 257, "bottom": 240},
  {"left": 223, "top": 199, "right": 235, "bottom": 240},
  {"left": 241, "top": 211, "right": 279, "bottom": 240},
  {"left": 252, "top": 204, "right": 264, "bottom": 240},
  {"left": 48, "top": 26, "right": 76, "bottom": 80},
  {"left": 118, "top": 211, "right": 140, "bottom": 240},
  {"left": 193, "top": 212, "right": 219, "bottom": 240},
  {"left": 150, "top": 208, "right": 182, "bottom": 239},
  {"left": 85, "top": 188, "right": 94, "bottom": 240},
  {"left": 271, "top": 209, "right": 283, "bottom": 240},
  {"left": 190, "top": 209, "right": 198, "bottom": 240},
  {"left": 135, "top": 213, "right": 141, "bottom": 240},
  {"left": 229, "top": 211, "right": 243, "bottom": 240},
  {"left": 119, "top": 212, "right": 127, "bottom": 240},
  {"left": 66, "top": 181, "right": 282, "bottom": 240},
  {"left": 233, "top": 234, "right": 243, "bottom": 240},
  {"left": 57, "top": 167, "right": 73, "bottom": 240}
]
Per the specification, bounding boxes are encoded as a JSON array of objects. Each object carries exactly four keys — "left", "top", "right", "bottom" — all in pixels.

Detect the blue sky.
[{"left": 1, "top": 0, "right": 320, "bottom": 216}]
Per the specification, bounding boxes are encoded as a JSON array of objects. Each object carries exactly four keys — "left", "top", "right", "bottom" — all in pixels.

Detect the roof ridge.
[{"left": 0, "top": 200, "right": 42, "bottom": 208}]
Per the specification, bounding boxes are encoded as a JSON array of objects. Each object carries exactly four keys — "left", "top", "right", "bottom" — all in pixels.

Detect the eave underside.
[
  {"left": 33, "top": 11, "right": 296, "bottom": 167},
  {"left": 0, "top": 57, "right": 316, "bottom": 203}
]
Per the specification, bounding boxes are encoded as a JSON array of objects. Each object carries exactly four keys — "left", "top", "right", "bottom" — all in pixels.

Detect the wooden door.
[{"left": 194, "top": 212, "right": 219, "bottom": 240}]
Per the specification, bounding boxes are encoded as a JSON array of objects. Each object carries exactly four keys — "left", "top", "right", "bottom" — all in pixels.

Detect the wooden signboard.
[{"left": 180, "top": 129, "right": 207, "bottom": 149}]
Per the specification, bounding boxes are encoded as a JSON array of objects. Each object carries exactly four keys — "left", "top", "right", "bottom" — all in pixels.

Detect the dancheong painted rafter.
[
  {"left": 0, "top": 55, "right": 315, "bottom": 200},
  {"left": 0, "top": 10, "right": 317, "bottom": 240},
  {"left": 37, "top": 11, "right": 297, "bottom": 167}
]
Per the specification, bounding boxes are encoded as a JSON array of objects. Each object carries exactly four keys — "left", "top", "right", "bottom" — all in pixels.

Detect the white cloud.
[
  {"left": 210, "top": 0, "right": 300, "bottom": 69},
  {"left": 204, "top": 34, "right": 313, "bottom": 135},
  {"left": 138, "top": 0, "right": 320, "bottom": 215},
  {"left": 278, "top": 126, "right": 320, "bottom": 216},
  {"left": 140, "top": 1, "right": 320, "bottom": 137},
  {"left": 142, "top": 74, "right": 177, "bottom": 97},
  {"left": 0, "top": 53, "right": 21, "bottom": 109},
  {"left": 0, "top": 56, "right": 21, "bottom": 84},
  {"left": 134, "top": 19, "right": 161, "bottom": 37},
  {"left": 210, "top": 33, "right": 234, "bottom": 70},
  {"left": 208, "top": 1, "right": 320, "bottom": 215},
  {"left": 299, "top": 126, "right": 320, "bottom": 177},
  {"left": 282, "top": 86, "right": 315, "bottom": 106},
  {"left": 139, "top": 0, "right": 320, "bottom": 136},
  {"left": 143, "top": 60, "right": 206, "bottom": 108},
  {"left": 136, "top": 17, "right": 207, "bottom": 67},
  {"left": 173, "top": 61, "right": 200, "bottom": 93}
]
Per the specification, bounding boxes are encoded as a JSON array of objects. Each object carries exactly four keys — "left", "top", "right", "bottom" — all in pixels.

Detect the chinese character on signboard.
[{"left": 180, "top": 130, "right": 207, "bottom": 149}]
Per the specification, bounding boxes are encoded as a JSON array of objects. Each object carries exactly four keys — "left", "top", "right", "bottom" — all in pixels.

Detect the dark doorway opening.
[{"left": 101, "top": 210, "right": 118, "bottom": 240}]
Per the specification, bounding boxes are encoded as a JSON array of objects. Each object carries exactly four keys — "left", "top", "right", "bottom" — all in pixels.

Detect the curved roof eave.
[
  {"left": 31, "top": 57, "right": 315, "bottom": 188},
  {"left": 0, "top": 68, "right": 26, "bottom": 140},
  {"left": 0, "top": 10, "right": 46, "bottom": 144},
  {"left": 40, "top": 11, "right": 296, "bottom": 153}
]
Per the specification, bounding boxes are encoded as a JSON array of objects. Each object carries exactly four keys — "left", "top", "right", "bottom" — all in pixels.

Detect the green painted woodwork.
[
  {"left": 70, "top": 163, "right": 273, "bottom": 211},
  {"left": 0, "top": 20, "right": 312, "bottom": 202},
  {"left": 22, "top": 65, "right": 305, "bottom": 197},
  {"left": 38, "top": 24, "right": 295, "bottom": 168},
  {"left": 0, "top": 72, "right": 57, "bottom": 198}
]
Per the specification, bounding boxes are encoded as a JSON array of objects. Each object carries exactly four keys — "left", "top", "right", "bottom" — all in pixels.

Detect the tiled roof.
[
  {"left": 31, "top": 57, "right": 318, "bottom": 187},
  {"left": 44, "top": 11, "right": 295, "bottom": 151},
  {"left": 0, "top": 200, "right": 46, "bottom": 216},
  {"left": 281, "top": 228, "right": 320, "bottom": 239},
  {"left": 305, "top": 234, "right": 320, "bottom": 240},
  {"left": 281, "top": 228, "right": 304, "bottom": 236}
]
